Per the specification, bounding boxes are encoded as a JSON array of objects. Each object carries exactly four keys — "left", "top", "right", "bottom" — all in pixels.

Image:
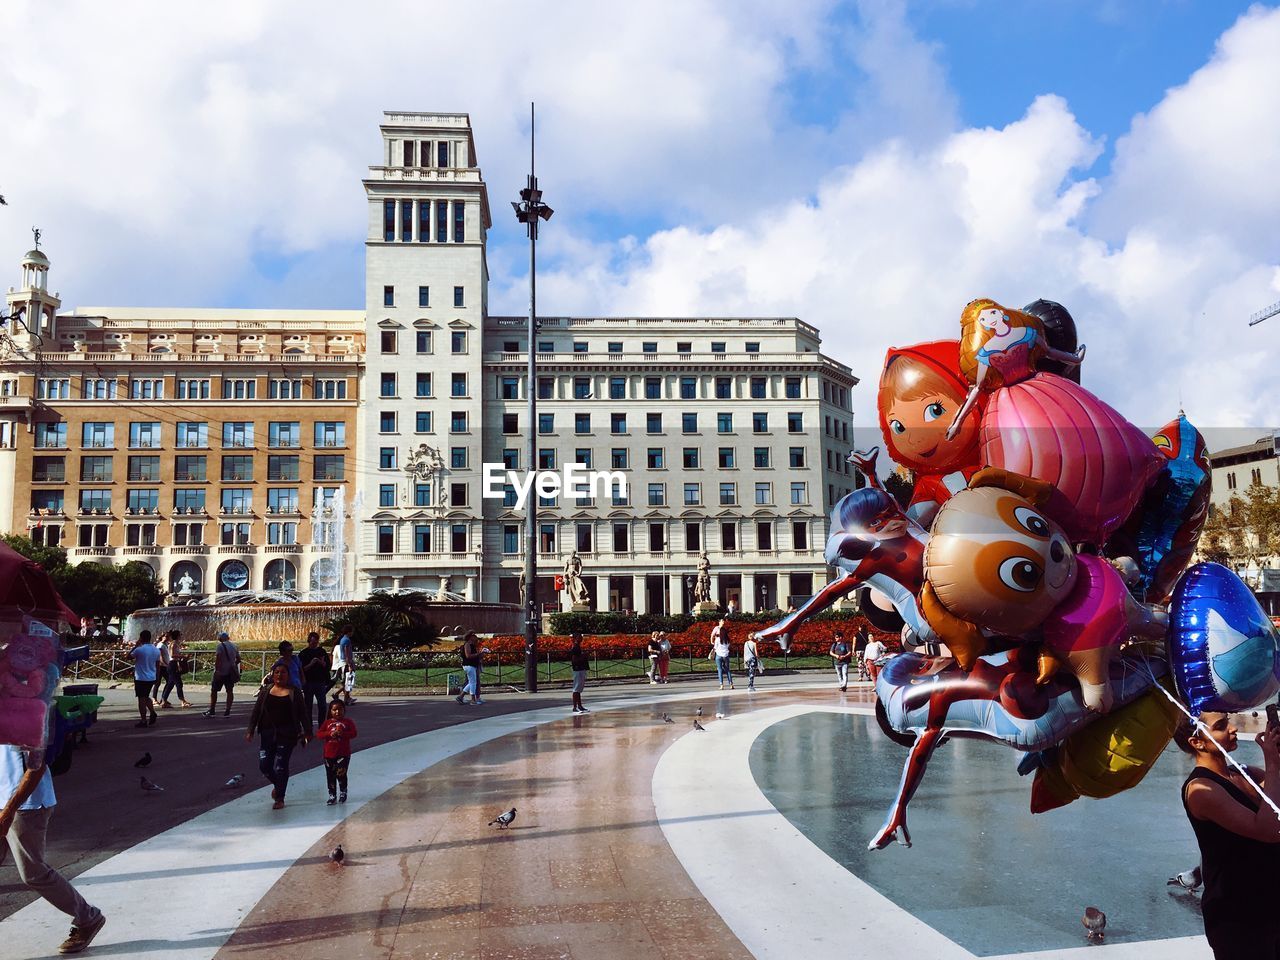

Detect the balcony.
[
  {"left": 265, "top": 544, "right": 302, "bottom": 554},
  {"left": 216, "top": 544, "right": 257, "bottom": 554},
  {"left": 32, "top": 473, "right": 66, "bottom": 484},
  {"left": 174, "top": 474, "right": 207, "bottom": 483},
  {"left": 170, "top": 545, "right": 208, "bottom": 555},
  {"left": 123, "top": 545, "right": 161, "bottom": 556},
  {"left": 72, "top": 547, "right": 111, "bottom": 557}
]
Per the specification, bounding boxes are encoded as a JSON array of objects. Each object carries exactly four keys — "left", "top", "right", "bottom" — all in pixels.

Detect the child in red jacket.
[{"left": 317, "top": 700, "right": 358, "bottom": 804}]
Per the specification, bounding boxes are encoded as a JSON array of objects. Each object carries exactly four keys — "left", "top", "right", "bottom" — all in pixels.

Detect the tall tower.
[
  {"left": 358, "top": 112, "right": 493, "bottom": 597},
  {"left": 4, "top": 232, "right": 61, "bottom": 352}
]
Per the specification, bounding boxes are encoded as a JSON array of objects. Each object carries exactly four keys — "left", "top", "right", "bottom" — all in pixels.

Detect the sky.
[{"left": 1, "top": 0, "right": 1277, "bottom": 451}]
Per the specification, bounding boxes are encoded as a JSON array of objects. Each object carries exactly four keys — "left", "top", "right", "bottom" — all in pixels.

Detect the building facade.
[{"left": 0, "top": 110, "right": 858, "bottom": 615}]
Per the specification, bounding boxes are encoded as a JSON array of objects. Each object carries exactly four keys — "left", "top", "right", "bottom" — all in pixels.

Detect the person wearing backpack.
[{"left": 205, "top": 631, "right": 242, "bottom": 717}]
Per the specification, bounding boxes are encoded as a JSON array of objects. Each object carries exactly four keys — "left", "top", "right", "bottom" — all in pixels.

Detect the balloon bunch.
[{"left": 757, "top": 298, "right": 1280, "bottom": 851}]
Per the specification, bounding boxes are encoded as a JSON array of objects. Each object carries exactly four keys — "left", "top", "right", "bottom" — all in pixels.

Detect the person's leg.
[
  {"left": 325, "top": 757, "right": 338, "bottom": 801},
  {"left": 136, "top": 682, "right": 149, "bottom": 726},
  {"left": 659, "top": 657, "right": 669, "bottom": 682},
  {"left": 335, "top": 755, "right": 349, "bottom": 801},
  {"left": 258, "top": 727, "right": 277, "bottom": 787},
  {"left": 174, "top": 664, "right": 188, "bottom": 704},
  {"left": 6, "top": 808, "right": 100, "bottom": 928},
  {"left": 225, "top": 682, "right": 235, "bottom": 715},
  {"left": 208, "top": 678, "right": 220, "bottom": 715},
  {"left": 161, "top": 662, "right": 177, "bottom": 705},
  {"left": 273, "top": 738, "right": 297, "bottom": 802}
]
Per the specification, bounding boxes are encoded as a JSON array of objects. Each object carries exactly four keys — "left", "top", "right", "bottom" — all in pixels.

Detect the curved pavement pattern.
[{"left": 2, "top": 685, "right": 1214, "bottom": 960}]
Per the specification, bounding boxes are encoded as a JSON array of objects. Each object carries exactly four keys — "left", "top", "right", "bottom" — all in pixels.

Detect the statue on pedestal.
[
  {"left": 435, "top": 576, "right": 451, "bottom": 602},
  {"left": 563, "top": 551, "right": 591, "bottom": 610},
  {"left": 177, "top": 573, "right": 197, "bottom": 596},
  {"left": 693, "top": 551, "right": 718, "bottom": 613}
]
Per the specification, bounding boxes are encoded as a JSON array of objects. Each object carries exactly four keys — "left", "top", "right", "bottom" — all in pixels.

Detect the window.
[
  {"left": 268, "top": 422, "right": 300, "bottom": 448},
  {"left": 613, "top": 523, "right": 629, "bottom": 552},
  {"left": 415, "top": 373, "right": 432, "bottom": 398},
  {"left": 380, "top": 412, "right": 397, "bottom": 433},
  {"left": 719, "top": 482, "right": 737, "bottom": 506},
  {"left": 502, "top": 484, "right": 517, "bottom": 507},
  {"left": 79, "top": 489, "right": 112, "bottom": 513},
  {"left": 574, "top": 413, "right": 590, "bottom": 434},
  {"left": 314, "top": 422, "right": 345, "bottom": 447},
  {"left": 174, "top": 488, "right": 206, "bottom": 512},
  {"left": 418, "top": 200, "right": 430, "bottom": 242},
  {"left": 414, "top": 483, "right": 432, "bottom": 506},
  {"left": 685, "top": 521, "right": 701, "bottom": 551},
  {"left": 575, "top": 522, "right": 593, "bottom": 552},
  {"left": 609, "top": 377, "right": 626, "bottom": 400},
  {"left": 680, "top": 377, "right": 697, "bottom": 400},
  {"left": 35, "top": 422, "right": 67, "bottom": 449},
  {"left": 80, "top": 456, "right": 112, "bottom": 482},
  {"left": 129, "top": 422, "right": 161, "bottom": 449},
  {"left": 676, "top": 341, "right": 691, "bottom": 353},
  {"left": 379, "top": 447, "right": 397, "bottom": 469},
  {"left": 383, "top": 199, "right": 395, "bottom": 241},
  {"left": 451, "top": 447, "right": 467, "bottom": 469},
  {"left": 380, "top": 373, "right": 397, "bottom": 398},
  {"left": 755, "top": 482, "right": 772, "bottom": 505},
  {"left": 377, "top": 525, "right": 395, "bottom": 554},
  {"left": 538, "top": 448, "right": 555, "bottom": 469},
  {"left": 539, "top": 523, "right": 555, "bottom": 553},
  {"left": 450, "top": 411, "right": 467, "bottom": 432},
  {"left": 220, "top": 523, "right": 251, "bottom": 546},
  {"left": 177, "top": 422, "right": 208, "bottom": 448},
  {"left": 403, "top": 140, "right": 415, "bottom": 166},
  {"left": 454, "top": 286, "right": 465, "bottom": 308},
  {"left": 647, "top": 448, "right": 664, "bottom": 469},
  {"left": 451, "top": 330, "right": 466, "bottom": 353},
  {"left": 572, "top": 341, "right": 588, "bottom": 354},
  {"left": 314, "top": 379, "right": 347, "bottom": 400},
  {"left": 267, "top": 522, "right": 298, "bottom": 546},
  {"left": 37, "top": 379, "right": 70, "bottom": 400},
  {"left": 269, "top": 379, "right": 302, "bottom": 399},
  {"left": 451, "top": 482, "right": 468, "bottom": 507},
  {"left": 451, "top": 372, "right": 467, "bottom": 397},
  {"left": 267, "top": 488, "right": 300, "bottom": 514},
  {"left": 538, "top": 340, "right": 554, "bottom": 353},
  {"left": 611, "top": 448, "right": 628, "bottom": 469},
  {"left": 32, "top": 456, "right": 65, "bottom": 483},
  {"left": 267, "top": 455, "right": 299, "bottom": 482},
  {"left": 715, "top": 377, "right": 731, "bottom": 399},
  {"left": 718, "top": 447, "right": 735, "bottom": 469},
  {"left": 416, "top": 330, "right": 432, "bottom": 352},
  {"left": 746, "top": 341, "right": 760, "bottom": 354},
  {"left": 683, "top": 448, "right": 700, "bottom": 469},
  {"left": 454, "top": 201, "right": 465, "bottom": 242},
  {"left": 750, "top": 376, "right": 767, "bottom": 399},
  {"left": 83, "top": 378, "right": 118, "bottom": 400},
  {"left": 220, "top": 489, "right": 252, "bottom": 514},
  {"left": 535, "top": 377, "right": 554, "bottom": 400},
  {"left": 611, "top": 413, "right": 626, "bottom": 434},
  {"left": 384, "top": 285, "right": 395, "bottom": 307},
  {"left": 174, "top": 456, "right": 207, "bottom": 482},
  {"left": 380, "top": 330, "right": 397, "bottom": 353},
  {"left": 538, "top": 413, "right": 554, "bottom": 435},
  {"left": 608, "top": 341, "right": 623, "bottom": 353},
  {"left": 612, "top": 487, "right": 629, "bottom": 507},
  {"left": 791, "top": 482, "right": 807, "bottom": 505},
  {"left": 649, "top": 523, "right": 665, "bottom": 552},
  {"left": 313, "top": 455, "right": 345, "bottom": 481},
  {"left": 222, "top": 422, "right": 253, "bottom": 448},
  {"left": 789, "top": 447, "right": 805, "bottom": 468},
  {"left": 787, "top": 412, "right": 803, "bottom": 433},
  {"left": 415, "top": 411, "right": 432, "bottom": 433},
  {"left": 757, "top": 521, "right": 773, "bottom": 551},
  {"left": 125, "top": 523, "right": 157, "bottom": 547},
  {"left": 379, "top": 484, "right": 396, "bottom": 507},
  {"left": 647, "top": 413, "right": 662, "bottom": 434},
  {"left": 642, "top": 341, "right": 658, "bottom": 353},
  {"left": 436, "top": 200, "right": 449, "bottom": 242},
  {"left": 785, "top": 377, "right": 801, "bottom": 399},
  {"left": 221, "top": 456, "right": 253, "bottom": 482},
  {"left": 711, "top": 341, "right": 726, "bottom": 354},
  {"left": 502, "top": 413, "right": 518, "bottom": 434},
  {"left": 684, "top": 482, "right": 701, "bottom": 506},
  {"left": 415, "top": 525, "right": 432, "bottom": 554},
  {"left": 645, "top": 377, "right": 661, "bottom": 399},
  {"left": 573, "top": 377, "right": 591, "bottom": 399},
  {"left": 172, "top": 522, "right": 202, "bottom": 545},
  {"left": 502, "top": 448, "right": 519, "bottom": 469},
  {"left": 78, "top": 524, "right": 109, "bottom": 548},
  {"left": 574, "top": 448, "right": 593, "bottom": 469},
  {"left": 722, "top": 521, "right": 737, "bottom": 550},
  {"left": 682, "top": 413, "right": 697, "bottom": 434},
  {"left": 129, "top": 381, "right": 163, "bottom": 399},
  {"left": 754, "top": 447, "right": 770, "bottom": 468},
  {"left": 501, "top": 376, "right": 520, "bottom": 400},
  {"left": 438, "top": 141, "right": 450, "bottom": 167},
  {"left": 753, "top": 413, "right": 768, "bottom": 433},
  {"left": 715, "top": 413, "right": 732, "bottom": 434},
  {"left": 82, "top": 422, "right": 114, "bottom": 449},
  {"left": 222, "top": 379, "right": 256, "bottom": 400}
]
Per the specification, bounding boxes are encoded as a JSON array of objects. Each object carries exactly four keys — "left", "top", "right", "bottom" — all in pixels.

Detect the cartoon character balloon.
[
  {"left": 878, "top": 340, "right": 984, "bottom": 528},
  {"left": 946, "top": 299, "right": 1164, "bottom": 545},
  {"left": 1168, "top": 562, "right": 1280, "bottom": 715}
]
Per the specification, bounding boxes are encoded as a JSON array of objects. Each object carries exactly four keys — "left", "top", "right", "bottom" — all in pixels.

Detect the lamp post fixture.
[
  {"left": 760, "top": 582, "right": 768, "bottom": 613},
  {"left": 512, "top": 103, "right": 554, "bottom": 693}
]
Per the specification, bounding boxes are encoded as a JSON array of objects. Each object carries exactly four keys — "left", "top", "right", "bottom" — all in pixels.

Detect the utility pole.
[{"left": 512, "top": 103, "right": 553, "bottom": 692}]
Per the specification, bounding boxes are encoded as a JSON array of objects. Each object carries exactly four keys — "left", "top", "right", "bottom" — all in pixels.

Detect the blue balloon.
[{"left": 1168, "top": 562, "right": 1280, "bottom": 714}]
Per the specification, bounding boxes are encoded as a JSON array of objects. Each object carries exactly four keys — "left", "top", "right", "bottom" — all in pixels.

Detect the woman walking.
[
  {"left": 158, "top": 630, "right": 193, "bottom": 708},
  {"left": 709, "top": 619, "right": 733, "bottom": 690},
  {"left": 150, "top": 632, "right": 170, "bottom": 708},
  {"left": 245, "top": 664, "right": 311, "bottom": 809},
  {"left": 455, "top": 632, "right": 484, "bottom": 705},
  {"left": 569, "top": 633, "right": 590, "bottom": 714},
  {"left": 743, "top": 633, "right": 760, "bottom": 692}
]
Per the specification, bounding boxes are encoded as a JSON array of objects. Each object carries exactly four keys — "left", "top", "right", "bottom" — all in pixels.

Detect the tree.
[
  {"left": 321, "top": 592, "right": 439, "bottom": 650},
  {"left": 1200, "top": 483, "right": 1280, "bottom": 570},
  {"left": 1, "top": 534, "right": 68, "bottom": 576},
  {"left": 0, "top": 535, "right": 163, "bottom": 621}
]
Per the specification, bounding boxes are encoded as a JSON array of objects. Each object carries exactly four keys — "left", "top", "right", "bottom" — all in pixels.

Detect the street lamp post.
[
  {"left": 760, "top": 582, "right": 768, "bottom": 613},
  {"left": 512, "top": 103, "right": 554, "bottom": 693}
]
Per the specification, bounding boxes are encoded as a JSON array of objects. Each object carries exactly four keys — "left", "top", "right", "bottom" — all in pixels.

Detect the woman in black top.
[
  {"left": 1177, "top": 711, "right": 1280, "bottom": 958},
  {"left": 245, "top": 664, "right": 312, "bottom": 809}
]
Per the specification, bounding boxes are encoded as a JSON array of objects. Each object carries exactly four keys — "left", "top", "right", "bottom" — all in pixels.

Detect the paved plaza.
[{"left": 1, "top": 677, "right": 1227, "bottom": 959}]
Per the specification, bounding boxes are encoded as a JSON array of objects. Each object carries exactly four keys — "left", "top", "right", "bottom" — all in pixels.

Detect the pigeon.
[
  {"left": 134, "top": 752, "right": 152, "bottom": 768},
  {"left": 1167, "top": 865, "right": 1203, "bottom": 891},
  {"left": 489, "top": 808, "right": 517, "bottom": 828},
  {"left": 224, "top": 774, "right": 245, "bottom": 788},
  {"left": 329, "top": 845, "right": 345, "bottom": 865},
  {"left": 715, "top": 712, "right": 727, "bottom": 720},
  {"left": 693, "top": 719, "right": 706, "bottom": 731},
  {"left": 1082, "top": 907, "right": 1106, "bottom": 942},
  {"left": 662, "top": 713, "right": 675, "bottom": 724},
  {"left": 140, "top": 776, "right": 164, "bottom": 792},
  {"left": 696, "top": 706, "right": 704, "bottom": 718}
]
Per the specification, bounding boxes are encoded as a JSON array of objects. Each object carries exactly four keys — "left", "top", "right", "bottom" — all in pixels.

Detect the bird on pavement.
[
  {"left": 662, "top": 713, "right": 675, "bottom": 724},
  {"left": 224, "top": 774, "right": 244, "bottom": 788},
  {"left": 1167, "top": 866, "right": 1203, "bottom": 891},
  {"left": 1082, "top": 907, "right": 1106, "bottom": 942},
  {"left": 329, "top": 845, "right": 345, "bottom": 865},
  {"left": 715, "top": 712, "right": 727, "bottom": 719},
  {"left": 134, "top": 752, "right": 152, "bottom": 768},
  {"left": 696, "top": 706, "right": 703, "bottom": 718},
  {"left": 489, "top": 808, "right": 517, "bottom": 828},
  {"left": 693, "top": 719, "right": 706, "bottom": 731},
  {"left": 140, "top": 776, "right": 164, "bottom": 792}
]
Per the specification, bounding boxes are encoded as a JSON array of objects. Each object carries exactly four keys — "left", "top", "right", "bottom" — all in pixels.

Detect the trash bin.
[{"left": 62, "top": 683, "right": 99, "bottom": 697}]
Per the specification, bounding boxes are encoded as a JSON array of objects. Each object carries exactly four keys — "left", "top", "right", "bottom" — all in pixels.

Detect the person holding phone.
[{"left": 1176, "top": 708, "right": 1280, "bottom": 958}]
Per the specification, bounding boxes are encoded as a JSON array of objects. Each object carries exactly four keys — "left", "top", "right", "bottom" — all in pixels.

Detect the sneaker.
[
  {"left": 472, "top": 698, "right": 485, "bottom": 705},
  {"left": 718, "top": 683, "right": 724, "bottom": 690},
  {"left": 578, "top": 706, "right": 590, "bottom": 713},
  {"left": 58, "top": 912, "right": 106, "bottom": 955},
  {"left": 571, "top": 707, "right": 582, "bottom": 714},
  {"left": 147, "top": 713, "right": 157, "bottom": 725},
  {"left": 223, "top": 710, "right": 231, "bottom": 717},
  {"left": 327, "top": 796, "right": 337, "bottom": 806},
  {"left": 455, "top": 694, "right": 465, "bottom": 704},
  {"left": 339, "top": 793, "right": 347, "bottom": 803},
  {"left": 202, "top": 709, "right": 215, "bottom": 717}
]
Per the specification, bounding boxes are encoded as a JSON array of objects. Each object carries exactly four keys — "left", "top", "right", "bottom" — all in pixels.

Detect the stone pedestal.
[
  {"left": 570, "top": 601, "right": 591, "bottom": 613},
  {"left": 695, "top": 601, "right": 720, "bottom": 616}
]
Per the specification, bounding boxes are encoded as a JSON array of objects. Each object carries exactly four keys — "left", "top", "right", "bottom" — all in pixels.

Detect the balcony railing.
[
  {"left": 72, "top": 547, "right": 111, "bottom": 557},
  {"left": 216, "top": 544, "right": 256, "bottom": 554},
  {"left": 265, "top": 544, "right": 302, "bottom": 554},
  {"left": 171, "top": 545, "right": 208, "bottom": 555},
  {"left": 123, "top": 545, "right": 160, "bottom": 555}
]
